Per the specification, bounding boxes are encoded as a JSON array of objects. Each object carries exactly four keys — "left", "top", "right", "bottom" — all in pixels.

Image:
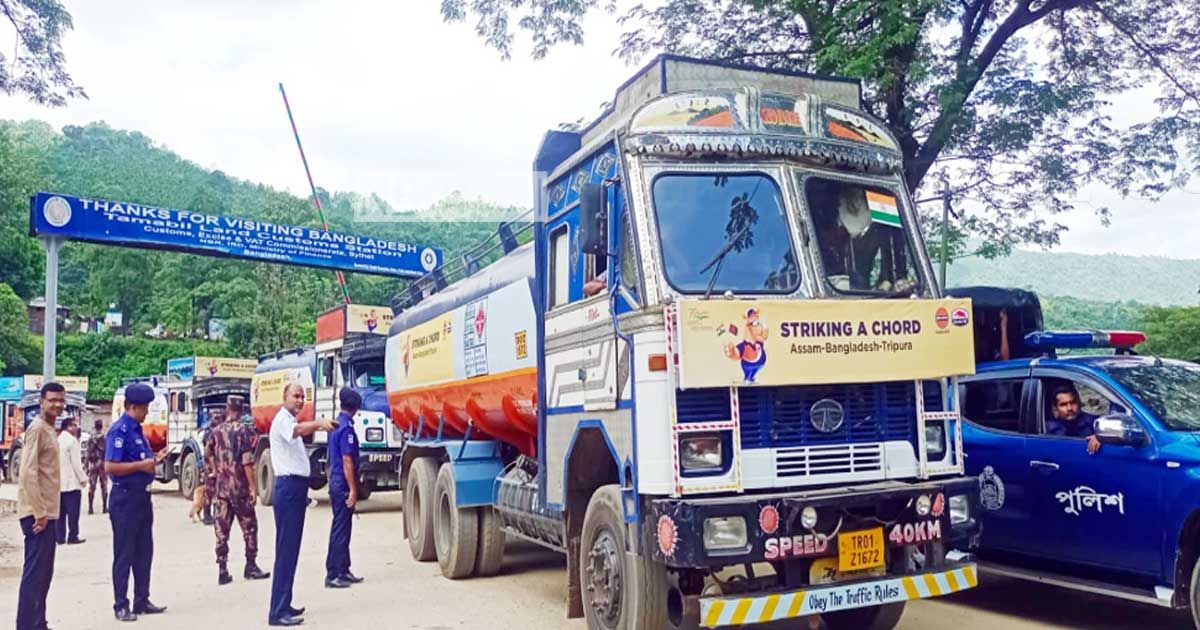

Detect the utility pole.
[{"left": 40, "top": 236, "right": 63, "bottom": 380}]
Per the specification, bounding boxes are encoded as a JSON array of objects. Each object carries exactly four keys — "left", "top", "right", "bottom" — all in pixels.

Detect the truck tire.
[
  {"left": 405, "top": 457, "right": 438, "bottom": 561},
  {"left": 822, "top": 602, "right": 906, "bottom": 630},
  {"left": 178, "top": 451, "right": 199, "bottom": 499},
  {"left": 580, "top": 484, "right": 670, "bottom": 630},
  {"left": 475, "top": 506, "right": 505, "bottom": 577},
  {"left": 8, "top": 447, "right": 20, "bottom": 483},
  {"left": 357, "top": 479, "right": 375, "bottom": 501},
  {"left": 434, "top": 463, "right": 479, "bottom": 579},
  {"left": 256, "top": 449, "right": 275, "bottom": 507}
]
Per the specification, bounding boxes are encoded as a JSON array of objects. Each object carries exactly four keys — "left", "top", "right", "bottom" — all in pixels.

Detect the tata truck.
[
  {"left": 386, "top": 55, "right": 983, "bottom": 630},
  {"left": 7, "top": 376, "right": 90, "bottom": 482},
  {"left": 250, "top": 304, "right": 403, "bottom": 506}
]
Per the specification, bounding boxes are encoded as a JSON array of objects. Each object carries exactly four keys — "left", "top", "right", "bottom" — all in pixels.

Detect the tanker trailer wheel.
[
  {"left": 475, "top": 505, "right": 505, "bottom": 577},
  {"left": 433, "top": 462, "right": 479, "bottom": 579},
  {"left": 179, "top": 451, "right": 199, "bottom": 499},
  {"left": 8, "top": 447, "right": 21, "bottom": 483},
  {"left": 580, "top": 485, "right": 670, "bottom": 630},
  {"left": 822, "top": 602, "right": 905, "bottom": 630},
  {"left": 356, "top": 479, "right": 375, "bottom": 501},
  {"left": 404, "top": 457, "right": 438, "bottom": 561},
  {"left": 256, "top": 449, "right": 274, "bottom": 507}
]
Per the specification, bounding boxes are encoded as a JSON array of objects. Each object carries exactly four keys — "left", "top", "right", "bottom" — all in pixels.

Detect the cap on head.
[
  {"left": 226, "top": 394, "right": 246, "bottom": 414},
  {"left": 125, "top": 383, "right": 155, "bottom": 405},
  {"left": 94, "top": 419, "right": 103, "bottom": 430},
  {"left": 339, "top": 387, "right": 362, "bottom": 410}
]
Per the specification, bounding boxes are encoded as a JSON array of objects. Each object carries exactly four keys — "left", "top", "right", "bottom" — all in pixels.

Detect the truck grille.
[
  {"left": 674, "top": 381, "right": 943, "bottom": 450},
  {"left": 776, "top": 443, "right": 883, "bottom": 477}
]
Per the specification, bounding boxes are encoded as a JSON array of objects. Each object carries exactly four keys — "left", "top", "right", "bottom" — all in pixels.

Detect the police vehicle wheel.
[
  {"left": 405, "top": 457, "right": 438, "bottom": 562},
  {"left": 179, "top": 451, "right": 198, "bottom": 499},
  {"left": 7, "top": 447, "right": 20, "bottom": 483},
  {"left": 256, "top": 449, "right": 275, "bottom": 507},
  {"left": 475, "top": 506, "right": 505, "bottom": 577},
  {"left": 822, "top": 602, "right": 906, "bottom": 630},
  {"left": 434, "top": 463, "right": 479, "bottom": 579},
  {"left": 580, "top": 485, "right": 670, "bottom": 630}
]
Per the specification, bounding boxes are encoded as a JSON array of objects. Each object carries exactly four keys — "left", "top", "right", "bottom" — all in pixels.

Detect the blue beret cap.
[
  {"left": 125, "top": 383, "right": 155, "bottom": 405},
  {"left": 339, "top": 387, "right": 362, "bottom": 409}
]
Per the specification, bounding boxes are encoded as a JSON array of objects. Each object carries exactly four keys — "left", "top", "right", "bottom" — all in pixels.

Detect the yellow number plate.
[{"left": 837, "top": 528, "right": 885, "bottom": 572}]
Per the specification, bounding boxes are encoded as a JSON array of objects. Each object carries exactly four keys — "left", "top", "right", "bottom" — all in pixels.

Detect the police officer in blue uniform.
[
  {"left": 104, "top": 383, "right": 168, "bottom": 622},
  {"left": 324, "top": 388, "right": 364, "bottom": 588}
]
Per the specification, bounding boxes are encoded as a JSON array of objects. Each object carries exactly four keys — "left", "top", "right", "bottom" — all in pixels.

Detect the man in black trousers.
[{"left": 15, "top": 382, "right": 64, "bottom": 630}]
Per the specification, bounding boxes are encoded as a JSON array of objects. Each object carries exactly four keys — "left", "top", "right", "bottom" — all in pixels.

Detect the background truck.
[
  {"left": 250, "top": 304, "right": 403, "bottom": 506},
  {"left": 7, "top": 375, "right": 90, "bottom": 482},
  {"left": 387, "top": 55, "right": 982, "bottom": 630}
]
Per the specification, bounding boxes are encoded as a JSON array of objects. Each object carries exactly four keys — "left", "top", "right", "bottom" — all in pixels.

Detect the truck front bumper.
[
  {"left": 699, "top": 561, "right": 977, "bottom": 627},
  {"left": 358, "top": 449, "right": 402, "bottom": 487}
]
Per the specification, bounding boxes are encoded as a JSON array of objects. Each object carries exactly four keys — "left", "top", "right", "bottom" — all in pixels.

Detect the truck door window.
[
  {"left": 321, "top": 357, "right": 335, "bottom": 387},
  {"left": 548, "top": 225, "right": 570, "bottom": 308},
  {"left": 961, "top": 378, "right": 1026, "bottom": 433},
  {"left": 619, "top": 209, "right": 640, "bottom": 301}
]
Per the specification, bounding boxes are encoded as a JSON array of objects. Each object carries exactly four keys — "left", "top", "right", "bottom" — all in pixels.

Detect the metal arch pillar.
[{"left": 40, "top": 236, "right": 64, "bottom": 381}]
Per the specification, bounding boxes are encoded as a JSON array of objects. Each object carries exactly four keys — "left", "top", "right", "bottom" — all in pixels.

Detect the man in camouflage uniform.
[
  {"left": 86, "top": 419, "right": 108, "bottom": 515},
  {"left": 190, "top": 396, "right": 270, "bottom": 584}
]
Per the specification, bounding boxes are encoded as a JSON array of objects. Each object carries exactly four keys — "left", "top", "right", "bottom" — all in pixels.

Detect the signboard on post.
[
  {"left": 30, "top": 192, "right": 442, "bottom": 279},
  {"left": 675, "top": 299, "right": 976, "bottom": 389},
  {"left": 23, "top": 375, "right": 89, "bottom": 393}
]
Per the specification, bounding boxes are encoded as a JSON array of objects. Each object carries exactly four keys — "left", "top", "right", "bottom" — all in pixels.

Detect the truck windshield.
[
  {"left": 652, "top": 173, "right": 799, "bottom": 294},
  {"left": 1108, "top": 363, "right": 1200, "bottom": 431},
  {"left": 802, "top": 176, "right": 919, "bottom": 296},
  {"left": 352, "top": 360, "right": 386, "bottom": 388}
]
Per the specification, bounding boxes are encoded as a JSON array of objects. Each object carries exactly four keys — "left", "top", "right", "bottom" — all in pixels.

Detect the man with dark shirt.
[{"left": 1046, "top": 384, "right": 1101, "bottom": 455}]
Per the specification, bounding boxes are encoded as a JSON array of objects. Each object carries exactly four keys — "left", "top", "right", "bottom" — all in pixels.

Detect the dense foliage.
[{"left": 0, "top": 0, "right": 85, "bottom": 106}]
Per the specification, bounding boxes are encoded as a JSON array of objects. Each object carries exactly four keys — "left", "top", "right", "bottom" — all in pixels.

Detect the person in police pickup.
[{"left": 1046, "top": 383, "right": 1102, "bottom": 455}]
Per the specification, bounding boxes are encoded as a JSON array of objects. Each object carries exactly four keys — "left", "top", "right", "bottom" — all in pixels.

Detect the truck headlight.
[
  {"left": 366, "top": 427, "right": 384, "bottom": 442},
  {"left": 681, "top": 436, "right": 722, "bottom": 471},
  {"left": 703, "top": 517, "right": 748, "bottom": 552},
  {"left": 925, "top": 423, "right": 945, "bottom": 459},
  {"left": 949, "top": 495, "right": 970, "bottom": 525},
  {"left": 915, "top": 494, "right": 932, "bottom": 516},
  {"left": 800, "top": 506, "right": 819, "bottom": 530}
]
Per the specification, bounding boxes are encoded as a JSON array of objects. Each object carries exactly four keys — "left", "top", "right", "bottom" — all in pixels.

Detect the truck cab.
[
  {"left": 9, "top": 376, "right": 90, "bottom": 482},
  {"left": 953, "top": 287, "right": 1200, "bottom": 628}
]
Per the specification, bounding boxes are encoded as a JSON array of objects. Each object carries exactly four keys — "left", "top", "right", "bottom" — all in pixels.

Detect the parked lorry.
[
  {"left": 387, "top": 55, "right": 983, "bottom": 629},
  {"left": 6, "top": 375, "right": 90, "bottom": 482},
  {"left": 250, "top": 304, "right": 403, "bottom": 506},
  {"left": 951, "top": 286, "right": 1200, "bottom": 628}
]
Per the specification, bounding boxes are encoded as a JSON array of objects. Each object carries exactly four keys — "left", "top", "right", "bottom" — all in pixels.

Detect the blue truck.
[{"left": 952, "top": 286, "right": 1200, "bottom": 628}]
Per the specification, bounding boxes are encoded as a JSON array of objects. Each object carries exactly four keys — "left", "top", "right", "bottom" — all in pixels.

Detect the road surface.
[{"left": 0, "top": 486, "right": 1191, "bottom": 629}]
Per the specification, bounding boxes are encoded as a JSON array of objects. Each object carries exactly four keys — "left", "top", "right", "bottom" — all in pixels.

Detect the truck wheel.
[
  {"left": 8, "top": 447, "right": 20, "bottom": 483},
  {"left": 475, "top": 506, "right": 505, "bottom": 577},
  {"left": 580, "top": 485, "right": 670, "bottom": 630},
  {"left": 434, "top": 463, "right": 479, "bottom": 579},
  {"left": 178, "top": 451, "right": 198, "bottom": 499},
  {"left": 357, "top": 479, "right": 375, "bottom": 501},
  {"left": 404, "top": 457, "right": 438, "bottom": 561},
  {"left": 822, "top": 602, "right": 906, "bottom": 630},
  {"left": 256, "top": 449, "right": 274, "bottom": 507}
]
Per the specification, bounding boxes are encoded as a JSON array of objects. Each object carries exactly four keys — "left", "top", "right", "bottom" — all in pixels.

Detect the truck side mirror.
[
  {"left": 579, "top": 182, "right": 608, "bottom": 256},
  {"left": 1093, "top": 413, "right": 1147, "bottom": 446}
]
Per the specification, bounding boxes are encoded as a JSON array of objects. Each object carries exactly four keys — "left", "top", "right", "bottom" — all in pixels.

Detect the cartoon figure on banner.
[
  {"left": 366, "top": 309, "right": 379, "bottom": 333},
  {"left": 723, "top": 308, "right": 768, "bottom": 383},
  {"left": 207, "top": 359, "right": 218, "bottom": 377},
  {"left": 402, "top": 336, "right": 412, "bottom": 378}
]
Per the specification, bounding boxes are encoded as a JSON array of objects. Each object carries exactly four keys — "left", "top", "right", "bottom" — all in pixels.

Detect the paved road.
[{"left": 0, "top": 485, "right": 1191, "bottom": 629}]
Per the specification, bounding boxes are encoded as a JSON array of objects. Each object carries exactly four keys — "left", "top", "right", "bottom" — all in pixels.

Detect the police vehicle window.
[
  {"left": 961, "top": 379, "right": 1025, "bottom": 433},
  {"left": 802, "top": 177, "right": 919, "bottom": 296},
  {"left": 652, "top": 173, "right": 798, "bottom": 294},
  {"left": 548, "top": 225, "right": 569, "bottom": 308},
  {"left": 1108, "top": 363, "right": 1200, "bottom": 431},
  {"left": 1039, "top": 378, "right": 1121, "bottom": 436}
]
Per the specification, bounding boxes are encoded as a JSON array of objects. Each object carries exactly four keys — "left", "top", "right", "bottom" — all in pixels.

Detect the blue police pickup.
[{"left": 949, "top": 287, "right": 1200, "bottom": 628}]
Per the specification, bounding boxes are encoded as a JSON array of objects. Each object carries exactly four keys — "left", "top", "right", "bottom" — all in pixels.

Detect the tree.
[
  {"left": 1, "top": 0, "right": 85, "bottom": 105},
  {"left": 0, "top": 282, "right": 38, "bottom": 374},
  {"left": 1141, "top": 306, "right": 1200, "bottom": 362},
  {"left": 441, "top": 0, "right": 1200, "bottom": 254}
]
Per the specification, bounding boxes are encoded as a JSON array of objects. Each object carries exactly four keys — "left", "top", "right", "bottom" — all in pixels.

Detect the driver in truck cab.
[{"left": 1046, "top": 384, "right": 1101, "bottom": 455}]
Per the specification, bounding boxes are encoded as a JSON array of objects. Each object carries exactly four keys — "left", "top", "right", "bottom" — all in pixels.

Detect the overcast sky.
[{"left": 2, "top": 1, "right": 1196, "bottom": 259}]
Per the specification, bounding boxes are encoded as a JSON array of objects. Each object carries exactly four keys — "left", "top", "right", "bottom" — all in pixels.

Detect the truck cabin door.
[
  {"left": 315, "top": 353, "right": 338, "bottom": 424},
  {"left": 1025, "top": 371, "right": 1161, "bottom": 578}
]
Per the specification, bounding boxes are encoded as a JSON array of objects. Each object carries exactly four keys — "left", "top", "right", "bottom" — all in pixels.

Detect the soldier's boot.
[
  {"left": 218, "top": 563, "right": 233, "bottom": 585},
  {"left": 244, "top": 561, "right": 270, "bottom": 580}
]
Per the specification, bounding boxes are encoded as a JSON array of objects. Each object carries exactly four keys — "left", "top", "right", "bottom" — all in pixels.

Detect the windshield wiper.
[{"left": 700, "top": 223, "right": 751, "bottom": 299}]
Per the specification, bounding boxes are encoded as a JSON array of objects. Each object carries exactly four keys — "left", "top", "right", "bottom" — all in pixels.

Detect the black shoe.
[
  {"left": 244, "top": 562, "right": 270, "bottom": 580},
  {"left": 269, "top": 616, "right": 304, "bottom": 626},
  {"left": 67, "top": 538, "right": 85, "bottom": 545},
  {"left": 324, "top": 576, "right": 351, "bottom": 588},
  {"left": 88, "top": 507, "right": 94, "bottom": 515},
  {"left": 288, "top": 607, "right": 305, "bottom": 616},
  {"left": 339, "top": 572, "right": 364, "bottom": 584},
  {"left": 133, "top": 602, "right": 166, "bottom": 614},
  {"left": 114, "top": 608, "right": 137, "bottom": 622},
  {"left": 218, "top": 568, "right": 233, "bottom": 585}
]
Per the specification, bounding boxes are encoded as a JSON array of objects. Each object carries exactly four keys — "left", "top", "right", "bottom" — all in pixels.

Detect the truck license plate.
[{"left": 837, "top": 528, "right": 884, "bottom": 572}]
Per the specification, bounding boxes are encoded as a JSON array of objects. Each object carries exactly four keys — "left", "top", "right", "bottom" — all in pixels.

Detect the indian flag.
[{"left": 866, "top": 191, "right": 901, "bottom": 227}]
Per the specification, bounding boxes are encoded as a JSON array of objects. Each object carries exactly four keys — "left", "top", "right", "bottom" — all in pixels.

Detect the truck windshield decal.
[{"left": 652, "top": 173, "right": 799, "bottom": 294}]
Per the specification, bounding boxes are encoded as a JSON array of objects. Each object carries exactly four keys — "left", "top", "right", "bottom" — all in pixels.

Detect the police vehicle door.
[{"left": 1026, "top": 372, "right": 1161, "bottom": 576}]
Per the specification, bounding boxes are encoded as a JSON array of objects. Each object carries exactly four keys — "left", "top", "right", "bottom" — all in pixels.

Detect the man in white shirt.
[
  {"left": 267, "top": 383, "right": 334, "bottom": 627},
  {"left": 56, "top": 417, "right": 87, "bottom": 545}
]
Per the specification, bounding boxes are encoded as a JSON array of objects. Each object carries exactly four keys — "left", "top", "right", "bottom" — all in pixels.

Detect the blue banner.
[
  {"left": 0, "top": 377, "right": 21, "bottom": 401},
  {"left": 30, "top": 192, "right": 442, "bottom": 278},
  {"left": 167, "top": 357, "right": 195, "bottom": 381}
]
